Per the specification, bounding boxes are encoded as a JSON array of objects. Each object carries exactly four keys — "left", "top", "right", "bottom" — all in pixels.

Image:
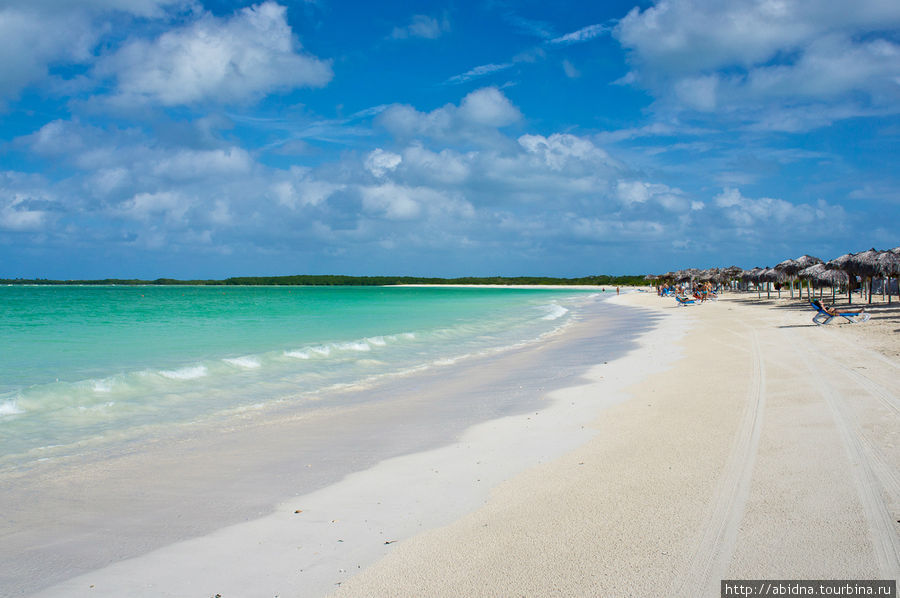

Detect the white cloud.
[
  {"left": 359, "top": 183, "right": 424, "bottom": 220},
  {"left": 551, "top": 23, "right": 609, "bottom": 45},
  {"left": 96, "top": 2, "right": 332, "bottom": 106},
  {"left": 377, "top": 87, "right": 521, "bottom": 144},
  {"left": 459, "top": 87, "right": 521, "bottom": 127},
  {"left": 445, "top": 63, "right": 514, "bottom": 85},
  {"left": 615, "top": 0, "right": 900, "bottom": 127},
  {"left": 673, "top": 75, "right": 718, "bottom": 111},
  {"left": 401, "top": 145, "right": 471, "bottom": 185},
  {"left": 616, "top": 179, "right": 690, "bottom": 211},
  {"left": 365, "top": 149, "right": 402, "bottom": 178},
  {"left": 518, "top": 133, "right": 613, "bottom": 172},
  {"left": 391, "top": 14, "right": 448, "bottom": 40},
  {"left": 0, "top": 0, "right": 185, "bottom": 103},
  {"left": 712, "top": 187, "right": 833, "bottom": 227},
  {"left": 0, "top": 193, "right": 49, "bottom": 231},
  {"left": 152, "top": 148, "right": 254, "bottom": 180},
  {"left": 117, "top": 191, "right": 189, "bottom": 223}
]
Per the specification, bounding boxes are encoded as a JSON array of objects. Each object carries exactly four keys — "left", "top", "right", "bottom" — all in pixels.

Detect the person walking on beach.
[{"left": 616, "top": 286, "right": 619, "bottom": 295}]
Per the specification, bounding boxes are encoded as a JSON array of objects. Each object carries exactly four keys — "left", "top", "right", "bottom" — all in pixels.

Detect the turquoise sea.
[{"left": 0, "top": 285, "right": 602, "bottom": 470}]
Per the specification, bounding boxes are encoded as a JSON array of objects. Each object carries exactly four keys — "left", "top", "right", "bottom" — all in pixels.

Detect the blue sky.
[{"left": 1, "top": 0, "right": 898, "bottom": 278}]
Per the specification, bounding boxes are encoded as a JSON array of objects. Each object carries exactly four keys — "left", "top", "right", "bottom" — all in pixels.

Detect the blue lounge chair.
[
  {"left": 810, "top": 299, "right": 870, "bottom": 325},
  {"left": 675, "top": 295, "right": 696, "bottom": 306}
]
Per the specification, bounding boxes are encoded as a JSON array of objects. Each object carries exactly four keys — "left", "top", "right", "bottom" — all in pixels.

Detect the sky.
[{"left": 1, "top": 0, "right": 898, "bottom": 279}]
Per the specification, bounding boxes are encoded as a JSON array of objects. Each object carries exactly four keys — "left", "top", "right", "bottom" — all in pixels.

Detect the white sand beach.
[
  {"left": 327, "top": 292, "right": 899, "bottom": 597},
  {"left": 10, "top": 290, "right": 900, "bottom": 597}
]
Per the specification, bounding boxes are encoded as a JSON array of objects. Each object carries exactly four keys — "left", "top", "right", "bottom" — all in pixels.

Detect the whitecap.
[
  {"left": 223, "top": 356, "right": 261, "bottom": 369},
  {"left": 284, "top": 350, "right": 311, "bottom": 359},
  {"left": 336, "top": 341, "right": 371, "bottom": 352},
  {"left": 92, "top": 380, "right": 113, "bottom": 393},
  {"left": 540, "top": 303, "right": 569, "bottom": 320},
  {"left": 0, "top": 400, "right": 24, "bottom": 417},
  {"left": 366, "top": 336, "right": 387, "bottom": 346},
  {"left": 159, "top": 365, "right": 208, "bottom": 380}
]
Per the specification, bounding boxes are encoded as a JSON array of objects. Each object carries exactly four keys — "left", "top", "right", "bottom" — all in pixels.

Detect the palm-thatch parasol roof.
[
  {"left": 723, "top": 265, "right": 744, "bottom": 278},
  {"left": 799, "top": 263, "right": 825, "bottom": 280},
  {"left": 758, "top": 267, "right": 785, "bottom": 283},
  {"left": 794, "top": 254, "right": 823, "bottom": 271},
  {"left": 825, "top": 252, "right": 857, "bottom": 273},
  {"left": 741, "top": 267, "right": 763, "bottom": 283},
  {"left": 876, "top": 249, "right": 900, "bottom": 277},
  {"left": 847, "top": 248, "right": 883, "bottom": 278},
  {"left": 775, "top": 258, "right": 801, "bottom": 276}
]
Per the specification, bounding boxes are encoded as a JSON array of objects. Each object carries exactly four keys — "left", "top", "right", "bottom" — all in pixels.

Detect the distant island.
[{"left": 1, "top": 274, "right": 646, "bottom": 286}]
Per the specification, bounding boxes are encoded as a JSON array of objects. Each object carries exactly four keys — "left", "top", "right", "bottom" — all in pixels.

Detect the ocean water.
[{"left": 0, "top": 285, "right": 603, "bottom": 470}]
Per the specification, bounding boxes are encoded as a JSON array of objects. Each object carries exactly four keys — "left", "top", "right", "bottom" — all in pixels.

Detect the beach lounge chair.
[
  {"left": 675, "top": 295, "right": 696, "bottom": 306},
  {"left": 810, "top": 299, "right": 870, "bottom": 325}
]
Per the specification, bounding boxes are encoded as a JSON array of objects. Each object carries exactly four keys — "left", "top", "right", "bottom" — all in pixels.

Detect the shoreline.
[
  {"left": 10, "top": 291, "right": 898, "bottom": 597},
  {"left": 5, "top": 294, "right": 661, "bottom": 597}
]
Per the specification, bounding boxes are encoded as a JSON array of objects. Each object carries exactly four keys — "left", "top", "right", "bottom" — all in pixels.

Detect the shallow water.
[{"left": 0, "top": 285, "right": 601, "bottom": 469}]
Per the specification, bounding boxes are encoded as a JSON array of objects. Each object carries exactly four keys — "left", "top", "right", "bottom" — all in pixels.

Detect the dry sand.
[{"left": 329, "top": 291, "right": 899, "bottom": 597}]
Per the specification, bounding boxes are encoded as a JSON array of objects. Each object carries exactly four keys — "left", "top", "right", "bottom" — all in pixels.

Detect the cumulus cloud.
[
  {"left": 365, "top": 149, "right": 402, "bottom": 178},
  {"left": 401, "top": 145, "right": 471, "bottom": 185},
  {"left": 377, "top": 87, "right": 521, "bottom": 144},
  {"left": 271, "top": 167, "right": 344, "bottom": 209},
  {"left": 95, "top": 2, "right": 332, "bottom": 106},
  {"left": 359, "top": 183, "right": 425, "bottom": 220},
  {"left": 117, "top": 190, "right": 189, "bottom": 223},
  {"left": 459, "top": 87, "right": 521, "bottom": 127},
  {"left": 518, "top": 133, "right": 613, "bottom": 172},
  {"left": 390, "top": 14, "right": 449, "bottom": 40},
  {"left": 151, "top": 148, "right": 254, "bottom": 181},
  {"left": 616, "top": 180, "right": 690, "bottom": 211},
  {"left": 712, "top": 187, "right": 833, "bottom": 228},
  {"left": 615, "top": 0, "right": 900, "bottom": 127},
  {"left": 0, "top": 0, "right": 186, "bottom": 103},
  {"left": 0, "top": 192, "right": 50, "bottom": 231}
]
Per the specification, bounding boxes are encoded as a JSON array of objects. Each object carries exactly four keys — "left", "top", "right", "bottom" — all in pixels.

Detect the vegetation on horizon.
[{"left": 1, "top": 274, "right": 648, "bottom": 287}]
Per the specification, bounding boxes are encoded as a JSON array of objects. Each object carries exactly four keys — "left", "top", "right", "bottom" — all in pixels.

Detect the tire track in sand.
[
  {"left": 673, "top": 328, "right": 765, "bottom": 597},
  {"left": 792, "top": 343, "right": 900, "bottom": 578}
]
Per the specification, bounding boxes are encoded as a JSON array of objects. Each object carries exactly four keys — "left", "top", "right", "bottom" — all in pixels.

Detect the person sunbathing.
[{"left": 811, "top": 299, "right": 869, "bottom": 321}]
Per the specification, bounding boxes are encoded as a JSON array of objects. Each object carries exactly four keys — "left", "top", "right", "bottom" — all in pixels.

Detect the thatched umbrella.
[
  {"left": 825, "top": 252, "right": 859, "bottom": 304},
  {"left": 793, "top": 255, "right": 823, "bottom": 299},
  {"left": 847, "top": 248, "right": 883, "bottom": 304},
  {"left": 775, "top": 258, "right": 800, "bottom": 299},
  {"left": 758, "top": 267, "right": 784, "bottom": 299},
  {"left": 875, "top": 248, "right": 900, "bottom": 303},
  {"left": 802, "top": 263, "right": 846, "bottom": 302},
  {"left": 721, "top": 266, "right": 743, "bottom": 291},
  {"left": 741, "top": 267, "right": 764, "bottom": 297}
]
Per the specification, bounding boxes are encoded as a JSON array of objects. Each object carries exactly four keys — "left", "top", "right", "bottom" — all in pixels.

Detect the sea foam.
[
  {"left": 540, "top": 303, "right": 569, "bottom": 320},
  {"left": 0, "top": 400, "right": 24, "bottom": 417},
  {"left": 159, "top": 365, "right": 208, "bottom": 380},
  {"left": 223, "top": 356, "right": 261, "bottom": 369}
]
